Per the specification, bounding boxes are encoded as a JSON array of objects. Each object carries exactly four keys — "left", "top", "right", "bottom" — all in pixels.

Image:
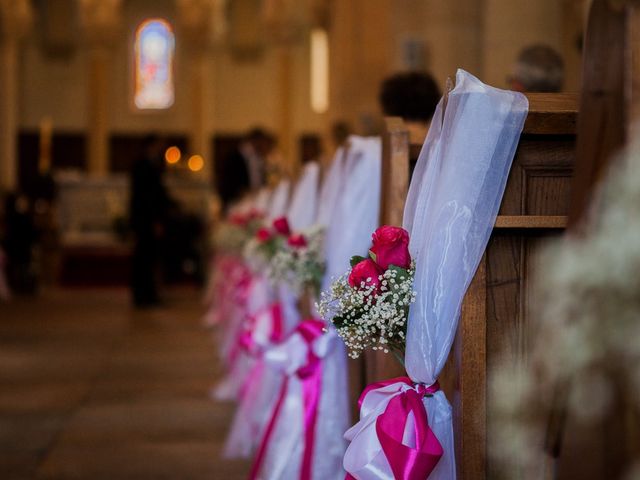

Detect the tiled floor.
[{"left": 0, "top": 288, "right": 249, "bottom": 479}]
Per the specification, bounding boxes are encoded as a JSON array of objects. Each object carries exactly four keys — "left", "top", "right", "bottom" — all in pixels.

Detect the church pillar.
[
  {"left": 79, "top": 0, "right": 122, "bottom": 177},
  {"left": 277, "top": 44, "right": 294, "bottom": 175},
  {"left": 177, "top": 0, "right": 220, "bottom": 183},
  {"left": 263, "top": 0, "right": 305, "bottom": 177},
  {"left": 0, "top": 0, "right": 33, "bottom": 192}
]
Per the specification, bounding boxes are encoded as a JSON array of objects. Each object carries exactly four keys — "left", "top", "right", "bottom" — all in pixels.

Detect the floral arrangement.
[
  {"left": 213, "top": 209, "right": 264, "bottom": 255},
  {"left": 490, "top": 140, "right": 640, "bottom": 478},
  {"left": 244, "top": 216, "right": 291, "bottom": 269},
  {"left": 244, "top": 217, "right": 326, "bottom": 296},
  {"left": 267, "top": 224, "right": 325, "bottom": 296},
  {"left": 317, "top": 225, "right": 416, "bottom": 361}
]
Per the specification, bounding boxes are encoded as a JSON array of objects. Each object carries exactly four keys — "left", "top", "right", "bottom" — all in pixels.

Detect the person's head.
[
  {"left": 331, "top": 121, "right": 351, "bottom": 148},
  {"left": 379, "top": 71, "right": 441, "bottom": 124},
  {"left": 246, "top": 127, "right": 275, "bottom": 157},
  {"left": 510, "top": 45, "right": 564, "bottom": 93},
  {"left": 142, "top": 134, "right": 165, "bottom": 159}
]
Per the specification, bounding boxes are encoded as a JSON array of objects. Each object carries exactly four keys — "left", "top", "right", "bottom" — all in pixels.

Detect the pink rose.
[
  {"left": 348, "top": 258, "right": 384, "bottom": 293},
  {"left": 288, "top": 234, "right": 307, "bottom": 248},
  {"left": 369, "top": 225, "right": 411, "bottom": 270},
  {"left": 256, "top": 227, "right": 272, "bottom": 242},
  {"left": 272, "top": 217, "right": 291, "bottom": 236}
]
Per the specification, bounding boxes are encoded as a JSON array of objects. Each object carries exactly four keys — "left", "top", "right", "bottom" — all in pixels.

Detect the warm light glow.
[
  {"left": 310, "top": 28, "right": 329, "bottom": 114},
  {"left": 188, "top": 154, "right": 204, "bottom": 172},
  {"left": 164, "top": 146, "right": 181, "bottom": 164},
  {"left": 134, "top": 18, "right": 175, "bottom": 110}
]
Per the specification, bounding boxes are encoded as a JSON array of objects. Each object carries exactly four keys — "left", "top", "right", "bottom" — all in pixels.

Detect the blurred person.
[
  {"left": 379, "top": 71, "right": 441, "bottom": 175},
  {"left": 129, "top": 134, "right": 171, "bottom": 308},
  {"left": 379, "top": 70, "right": 441, "bottom": 137},
  {"left": 3, "top": 193, "right": 37, "bottom": 294},
  {"left": 331, "top": 121, "right": 351, "bottom": 150},
  {"left": 218, "top": 127, "right": 274, "bottom": 211},
  {"left": 509, "top": 44, "right": 564, "bottom": 93}
]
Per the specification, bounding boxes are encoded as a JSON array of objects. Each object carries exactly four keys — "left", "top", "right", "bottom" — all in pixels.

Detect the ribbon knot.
[
  {"left": 415, "top": 381, "right": 440, "bottom": 398},
  {"left": 249, "top": 319, "right": 329, "bottom": 480},
  {"left": 344, "top": 377, "right": 443, "bottom": 480}
]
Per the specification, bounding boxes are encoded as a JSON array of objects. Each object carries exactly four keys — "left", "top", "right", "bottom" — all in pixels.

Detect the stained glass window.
[{"left": 134, "top": 19, "right": 175, "bottom": 110}]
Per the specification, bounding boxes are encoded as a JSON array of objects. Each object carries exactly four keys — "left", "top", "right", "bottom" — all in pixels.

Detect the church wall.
[{"left": 18, "top": 0, "right": 325, "bottom": 162}]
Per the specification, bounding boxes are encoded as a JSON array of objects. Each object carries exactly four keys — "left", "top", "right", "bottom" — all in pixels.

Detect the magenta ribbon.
[
  {"left": 237, "top": 303, "right": 285, "bottom": 400},
  {"left": 249, "top": 319, "right": 325, "bottom": 480},
  {"left": 347, "top": 377, "right": 443, "bottom": 480}
]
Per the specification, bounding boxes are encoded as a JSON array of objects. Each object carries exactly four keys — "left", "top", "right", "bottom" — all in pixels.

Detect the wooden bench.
[{"left": 371, "top": 93, "right": 578, "bottom": 478}]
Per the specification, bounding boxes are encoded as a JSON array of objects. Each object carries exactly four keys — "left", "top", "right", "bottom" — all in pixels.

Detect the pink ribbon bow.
[
  {"left": 249, "top": 319, "right": 328, "bottom": 480},
  {"left": 344, "top": 377, "right": 443, "bottom": 480}
]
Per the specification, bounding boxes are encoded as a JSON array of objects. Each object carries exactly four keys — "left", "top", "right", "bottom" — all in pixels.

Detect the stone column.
[
  {"left": 177, "top": 0, "right": 221, "bottom": 183},
  {"left": 78, "top": 0, "right": 122, "bottom": 177},
  {"left": 263, "top": 0, "right": 305, "bottom": 177},
  {"left": 0, "top": 0, "right": 33, "bottom": 192}
]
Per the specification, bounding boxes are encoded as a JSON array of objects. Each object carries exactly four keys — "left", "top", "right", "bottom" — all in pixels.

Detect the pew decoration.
[
  {"left": 212, "top": 209, "right": 265, "bottom": 255},
  {"left": 267, "top": 225, "right": 325, "bottom": 296},
  {"left": 318, "top": 225, "right": 416, "bottom": 361},
  {"left": 341, "top": 69, "right": 529, "bottom": 480},
  {"left": 245, "top": 216, "right": 326, "bottom": 296}
]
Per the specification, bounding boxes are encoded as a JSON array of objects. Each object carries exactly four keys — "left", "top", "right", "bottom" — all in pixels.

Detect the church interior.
[{"left": 1, "top": 0, "right": 639, "bottom": 479}]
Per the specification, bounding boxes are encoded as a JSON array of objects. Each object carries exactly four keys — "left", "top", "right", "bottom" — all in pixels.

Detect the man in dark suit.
[
  {"left": 129, "top": 135, "right": 170, "bottom": 308},
  {"left": 218, "top": 128, "right": 274, "bottom": 211}
]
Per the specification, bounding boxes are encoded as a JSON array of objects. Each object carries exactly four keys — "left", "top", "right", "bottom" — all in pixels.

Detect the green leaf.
[
  {"left": 387, "top": 265, "right": 409, "bottom": 276},
  {"left": 350, "top": 255, "right": 367, "bottom": 267},
  {"left": 368, "top": 250, "right": 377, "bottom": 262}
]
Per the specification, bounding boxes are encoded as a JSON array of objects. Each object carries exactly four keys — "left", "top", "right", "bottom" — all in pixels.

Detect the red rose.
[
  {"left": 348, "top": 258, "right": 384, "bottom": 293},
  {"left": 272, "top": 217, "right": 291, "bottom": 236},
  {"left": 369, "top": 225, "right": 411, "bottom": 270},
  {"left": 256, "top": 227, "right": 272, "bottom": 242},
  {"left": 288, "top": 233, "right": 307, "bottom": 248}
]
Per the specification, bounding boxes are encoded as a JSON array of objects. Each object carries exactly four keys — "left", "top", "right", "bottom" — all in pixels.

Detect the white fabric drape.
[
  {"left": 403, "top": 69, "right": 528, "bottom": 478},
  {"left": 254, "top": 187, "right": 273, "bottom": 213},
  {"left": 323, "top": 136, "right": 382, "bottom": 290},
  {"left": 258, "top": 137, "right": 382, "bottom": 479},
  {"left": 268, "top": 179, "right": 291, "bottom": 219},
  {"left": 316, "top": 147, "right": 348, "bottom": 228},
  {"left": 288, "top": 161, "right": 321, "bottom": 231}
]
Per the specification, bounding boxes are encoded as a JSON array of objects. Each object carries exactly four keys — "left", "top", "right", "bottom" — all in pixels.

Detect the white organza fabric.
[
  {"left": 254, "top": 187, "right": 273, "bottom": 213},
  {"left": 316, "top": 147, "right": 348, "bottom": 228},
  {"left": 267, "top": 179, "right": 291, "bottom": 219},
  {"left": 322, "top": 136, "right": 382, "bottom": 290},
  {"left": 402, "top": 69, "right": 528, "bottom": 478},
  {"left": 288, "top": 161, "right": 321, "bottom": 231}
]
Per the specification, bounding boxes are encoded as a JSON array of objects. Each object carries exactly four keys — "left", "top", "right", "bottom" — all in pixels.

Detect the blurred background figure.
[
  {"left": 379, "top": 71, "right": 441, "bottom": 136},
  {"left": 217, "top": 127, "right": 274, "bottom": 212},
  {"left": 331, "top": 120, "right": 351, "bottom": 151},
  {"left": 129, "top": 134, "right": 171, "bottom": 308},
  {"left": 2, "top": 193, "right": 37, "bottom": 294},
  {"left": 509, "top": 44, "right": 565, "bottom": 93}
]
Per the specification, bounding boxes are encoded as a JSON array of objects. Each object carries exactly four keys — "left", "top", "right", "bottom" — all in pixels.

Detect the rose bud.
[
  {"left": 369, "top": 225, "right": 411, "bottom": 270},
  {"left": 288, "top": 233, "right": 308, "bottom": 248},
  {"left": 256, "top": 227, "right": 272, "bottom": 242},
  {"left": 348, "top": 258, "right": 384, "bottom": 293},
  {"left": 272, "top": 217, "right": 291, "bottom": 236}
]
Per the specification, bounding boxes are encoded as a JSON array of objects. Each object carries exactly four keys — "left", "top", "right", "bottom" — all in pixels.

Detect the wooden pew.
[{"left": 373, "top": 94, "right": 578, "bottom": 479}]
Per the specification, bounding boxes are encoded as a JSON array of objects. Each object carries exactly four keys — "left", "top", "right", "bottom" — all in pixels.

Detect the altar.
[{"left": 55, "top": 173, "right": 214, "bottom": 286}]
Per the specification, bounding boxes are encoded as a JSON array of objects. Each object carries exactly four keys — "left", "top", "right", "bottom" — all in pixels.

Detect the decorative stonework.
[{"left": 176, "top": 0, "right": 227, "bottom": 48}]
